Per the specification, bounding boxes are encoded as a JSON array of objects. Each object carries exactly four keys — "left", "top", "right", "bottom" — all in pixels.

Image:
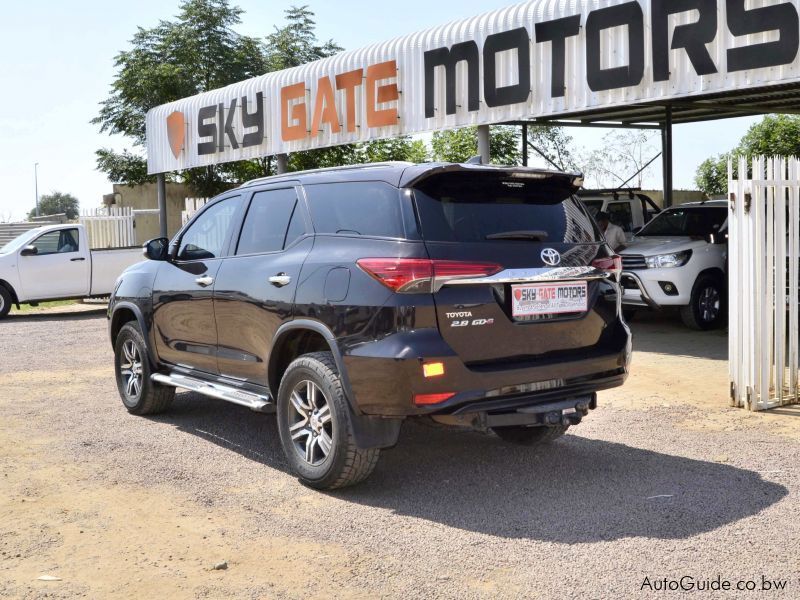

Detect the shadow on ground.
[
  {"left": 154, "top": 391, "right": 787, "bottom": 543},
  {"left": 627, "top": 310, "right": 728, "bottom": 360}
]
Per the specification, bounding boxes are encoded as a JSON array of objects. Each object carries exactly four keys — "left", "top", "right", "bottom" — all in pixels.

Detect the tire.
[
  {"left": 492, "top": 424, "right": 568, "bottom": 446},
  {"left": 114, "top": 322, "right": 174, "bottom": 415},
  {"left": 277, "top": 351, "right": 380, "bottom": 490},
  {"left": 680, "top": 275, "right": 725, "bottom": 330},
  {"left": 622, "top": 308, "right": 637, "bottom": 322},
  {"left": 0, "top": 286, "right": 11, "bottom": 319}
]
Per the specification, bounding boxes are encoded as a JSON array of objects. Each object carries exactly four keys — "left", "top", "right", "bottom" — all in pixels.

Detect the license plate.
[{"left": 511, "top": 281, "right": 588, "bottom": 317}]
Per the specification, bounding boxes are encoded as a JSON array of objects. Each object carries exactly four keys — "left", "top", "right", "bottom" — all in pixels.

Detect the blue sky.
[{"left": 0, "top": 0, "right": 758, "bottom": 221}]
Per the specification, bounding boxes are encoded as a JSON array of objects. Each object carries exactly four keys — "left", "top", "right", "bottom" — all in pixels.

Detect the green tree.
[
  {"left": 526, "top": 126, "right": 578, "bottom": 171},
  {"left": 265, "top": 5, "right": 341, "bottom": 70},
  {"left": 93, "top": 0, "right": 267, "bottom": 193},
  {"left": 694, "top": 153, "right": 733, "bottom": 197},
  {"left": 694, "top": 115, "right": 800, "bottom": 196},
  {"left": 30, "top": 192, "right": 80, "bottom": 220},
  {"left": 431, "top": 126, "right": 521, "bottom": 165},
  {"left": 578, "top": 130, "right": 659, "bottom": 189},
  {"left": 737, "top": 114, "right": 800, "bottom": 157}
]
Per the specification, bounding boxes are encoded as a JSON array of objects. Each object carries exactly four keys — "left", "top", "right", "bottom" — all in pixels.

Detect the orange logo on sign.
[{"left": 166, "top": 111, "right": 186, "bottom": 159}]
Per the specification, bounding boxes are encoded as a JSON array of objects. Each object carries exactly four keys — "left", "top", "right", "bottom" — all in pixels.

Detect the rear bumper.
[{"left": 341, "top": 321, "right": 631, "bottom": 417}]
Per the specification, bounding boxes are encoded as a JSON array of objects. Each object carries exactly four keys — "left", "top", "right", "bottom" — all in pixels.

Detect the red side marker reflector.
[{"left": 414, "top": 392, "right": 455, "bottom": 406}]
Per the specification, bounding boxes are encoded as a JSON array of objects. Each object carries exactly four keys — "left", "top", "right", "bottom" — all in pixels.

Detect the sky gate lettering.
[
  {"left": 424, "top": 0, "right": 800, "bottom": 117},
  {"left": 146, "top": 0, "right": 800, "bottom": 174}
]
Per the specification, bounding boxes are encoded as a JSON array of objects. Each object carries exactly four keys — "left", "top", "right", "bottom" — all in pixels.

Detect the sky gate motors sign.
[{"left": 147, "top": 0, "right": 800, "bottom": 174}]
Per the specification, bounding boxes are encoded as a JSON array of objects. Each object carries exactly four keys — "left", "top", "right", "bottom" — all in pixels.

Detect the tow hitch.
[{"left": 430, "top": 393, "right": 597, "bottom": 431}]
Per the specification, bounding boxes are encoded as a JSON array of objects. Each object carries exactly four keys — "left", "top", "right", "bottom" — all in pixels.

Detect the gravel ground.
[{"left": 1, "top": 307, "right": 799, "bottom": 599}]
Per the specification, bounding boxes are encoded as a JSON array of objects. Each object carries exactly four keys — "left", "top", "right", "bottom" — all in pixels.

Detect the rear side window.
[
  {"left": 413, "top": 173, "right": 600, "bottom": 244},
  {"left": 237, "top": 188, "right": 303, "bottom": 255},
  {"left": 304, "top": 182, "right": 405, "bottom": 238}
]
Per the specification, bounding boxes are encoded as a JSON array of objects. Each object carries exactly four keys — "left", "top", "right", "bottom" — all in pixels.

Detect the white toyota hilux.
[
  {"left": 618, "top": 200, "right": 728, "bottom": 330},
  {"left": 0, "top": 224, "right": 143, "bottom": 319}
]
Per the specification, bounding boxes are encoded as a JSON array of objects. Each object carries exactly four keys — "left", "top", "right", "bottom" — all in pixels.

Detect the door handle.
[
  {"left": 269, "top": 273, "right": 292, "bottom": 287},
  {"left": 195, "top": 276, "right": 214, "bottom": 287},
  {"left": 70, "top": 257, "right": 86, "bottom": 262}
]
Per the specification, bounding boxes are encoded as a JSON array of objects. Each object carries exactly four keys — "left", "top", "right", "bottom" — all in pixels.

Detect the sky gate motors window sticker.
[{"left": 147, "top": 0, "right": 800, "bottom": 173}]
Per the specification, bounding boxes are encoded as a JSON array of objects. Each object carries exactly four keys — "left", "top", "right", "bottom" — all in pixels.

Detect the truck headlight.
[{"left": 645, "top": 250, "right": 692, "bottom": 269}]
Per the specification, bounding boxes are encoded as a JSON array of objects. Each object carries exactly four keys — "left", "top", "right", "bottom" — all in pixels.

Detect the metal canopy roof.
[{"left": 511, "top": 83, "right": 800, "bottom": 129}]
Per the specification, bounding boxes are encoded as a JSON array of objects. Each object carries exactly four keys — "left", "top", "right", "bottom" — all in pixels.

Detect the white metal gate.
[
  {"left": 79, "top": 207, "right": 136, "bottom": 249},
  {"left": 729, "top": 157, "right": 800, "bottom": 411}
]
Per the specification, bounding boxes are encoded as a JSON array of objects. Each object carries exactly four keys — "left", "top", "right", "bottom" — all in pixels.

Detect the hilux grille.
[{"left": 621, "top": 255, "right": 647, "bottom": 270}]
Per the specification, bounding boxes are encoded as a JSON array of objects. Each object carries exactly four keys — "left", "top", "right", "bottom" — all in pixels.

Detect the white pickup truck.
[
  {"left": 619, "top": 200, "right": 728, "bottom": 330},
  {"left": 579, "top": 189, "right": 661, "bottom": 240},
  {"left": 0, "top": 224, "right": 143, "bottom": 319}
]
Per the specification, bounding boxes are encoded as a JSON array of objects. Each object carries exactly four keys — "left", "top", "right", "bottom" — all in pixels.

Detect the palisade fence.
[
  {"left": 729, "top": 156, "right": 800, "bottom": 411},
  {"left": 182, "top": 198, "right": 209, "bottom": 224},
  {"left": 79, "top": 207, "right": 136, "bottom": 249}
]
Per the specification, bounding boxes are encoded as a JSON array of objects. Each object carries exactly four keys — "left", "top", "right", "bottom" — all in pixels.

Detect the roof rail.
[{"left": 241, "top": 161, "right": 415, "bottom": 187}]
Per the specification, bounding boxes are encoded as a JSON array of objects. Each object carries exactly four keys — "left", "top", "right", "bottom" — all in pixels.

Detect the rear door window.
[
  {"left": 413, "top": 173, "right": 600, "bottom": 244},
  {"left": 304, "top": 182, "right": 405, "bottom": 238},
  {"left": 236, "top": 188, "right": 303, "bottom": 255}
]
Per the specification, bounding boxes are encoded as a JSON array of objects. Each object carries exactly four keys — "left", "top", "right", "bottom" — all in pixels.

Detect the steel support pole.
[
  {"left": 477, "top": 125, "right": 491, "bottom": 164},
  {"left": 522, "top": 123, "right": 528, "bottom": 167},
  {"left": 34, "top": 163, "right": 40, "bottom": 218},
  {"left": 157, "top": 172, "right": 168, "bottom": 239},
  {"left": 661, "top": 106, "right": 674, "bottom": 208},
  {"left": 276, "top": 154, "right": 289, "bottom": 174}
]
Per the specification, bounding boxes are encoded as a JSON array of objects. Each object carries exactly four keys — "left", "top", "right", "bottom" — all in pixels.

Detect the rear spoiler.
[{"left": 400, "top": 163, "right": 584, "bottom": 191}]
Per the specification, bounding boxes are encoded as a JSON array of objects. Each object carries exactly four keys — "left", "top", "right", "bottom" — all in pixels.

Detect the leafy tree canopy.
[
  {"left": 694, "top": 115, "right": 800, "bottom": 196},
  {"left": 526, "top": 126, "right": 579, "bottom": 171},
  {"left": 431, "top": 126, "right": 521, "bottom": 165},
  {"left": 31, "top": 192, "right": 80, "bottom": 221}
]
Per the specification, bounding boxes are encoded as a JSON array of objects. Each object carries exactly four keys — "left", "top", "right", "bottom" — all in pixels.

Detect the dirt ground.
[{"left": 1, "top": 306, "right": 799, "bottom": 599}]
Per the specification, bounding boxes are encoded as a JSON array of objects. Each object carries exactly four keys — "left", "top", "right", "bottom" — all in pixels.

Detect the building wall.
[
  {"left": 109, "top": 183, "right": 193, "bottom": 244},
  {"left": 641, "top": 190, "right": 707, "bottom": 208}
]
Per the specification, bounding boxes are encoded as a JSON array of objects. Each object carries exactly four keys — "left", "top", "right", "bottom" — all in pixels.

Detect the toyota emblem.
[{"left": 541, "top": 248, "right": 561, "bottom": 266}]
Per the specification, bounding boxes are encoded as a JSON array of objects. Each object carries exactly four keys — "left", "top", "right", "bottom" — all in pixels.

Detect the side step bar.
[{"left": 152, "top": 373, "right": 274, "bottom": 413}]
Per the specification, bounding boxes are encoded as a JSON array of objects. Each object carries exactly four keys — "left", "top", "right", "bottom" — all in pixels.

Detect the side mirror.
[
  {"left": 19, "top": 245, "right": 38, "bottom": 256},
  {"left": 142, "top": 237, "right": 170, "bottom": 261}
]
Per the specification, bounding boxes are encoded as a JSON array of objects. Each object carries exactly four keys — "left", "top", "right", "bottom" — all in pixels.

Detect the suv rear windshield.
[
  {"left": 412, "top": 173, "right": 600, "bottom": 244},
  {"left": 638, "top": 207, "right": 727, "bottom": 237}
]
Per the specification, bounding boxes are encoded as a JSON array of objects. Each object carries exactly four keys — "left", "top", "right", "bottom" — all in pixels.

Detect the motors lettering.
[{"left": 424, "top": 0, "right": 800, "bottom": 116}]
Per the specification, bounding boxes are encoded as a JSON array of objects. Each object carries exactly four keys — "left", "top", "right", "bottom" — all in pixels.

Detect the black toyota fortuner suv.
[{"left": 109, "top": 162, "right": 631, "bottom": 489}]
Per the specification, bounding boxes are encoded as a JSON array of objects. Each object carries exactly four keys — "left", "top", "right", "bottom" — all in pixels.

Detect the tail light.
[
  {"left": 357, "top": 258, "right": 502, "bottom": 293},
  {"left": 591, "top": 255, "right": 622, "bottom": 276},
  {"left": 413, "top": 392, "right": 455, "bottom": 406}
]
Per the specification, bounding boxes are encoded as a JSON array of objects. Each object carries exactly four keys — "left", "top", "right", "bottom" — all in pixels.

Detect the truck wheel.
[
  {"left": 492, "top": 424, "right": 568, "bottom": 446},
  {"left": 114, "top": 322, "right": 174, "bottom": 415},
  {"left": 277, "top": 352, "right": 380, "bottom": 490},
  {"left": 0, "top": 286, "right": 11, "bottom": 319},
  {"left": 680, "top": 276, "right": 725, "bottom": 330}
]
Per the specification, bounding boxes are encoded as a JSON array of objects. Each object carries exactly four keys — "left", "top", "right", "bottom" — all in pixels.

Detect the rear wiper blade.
[{"left": 486, "top": 230, "right": 549, "bottom": 241}]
